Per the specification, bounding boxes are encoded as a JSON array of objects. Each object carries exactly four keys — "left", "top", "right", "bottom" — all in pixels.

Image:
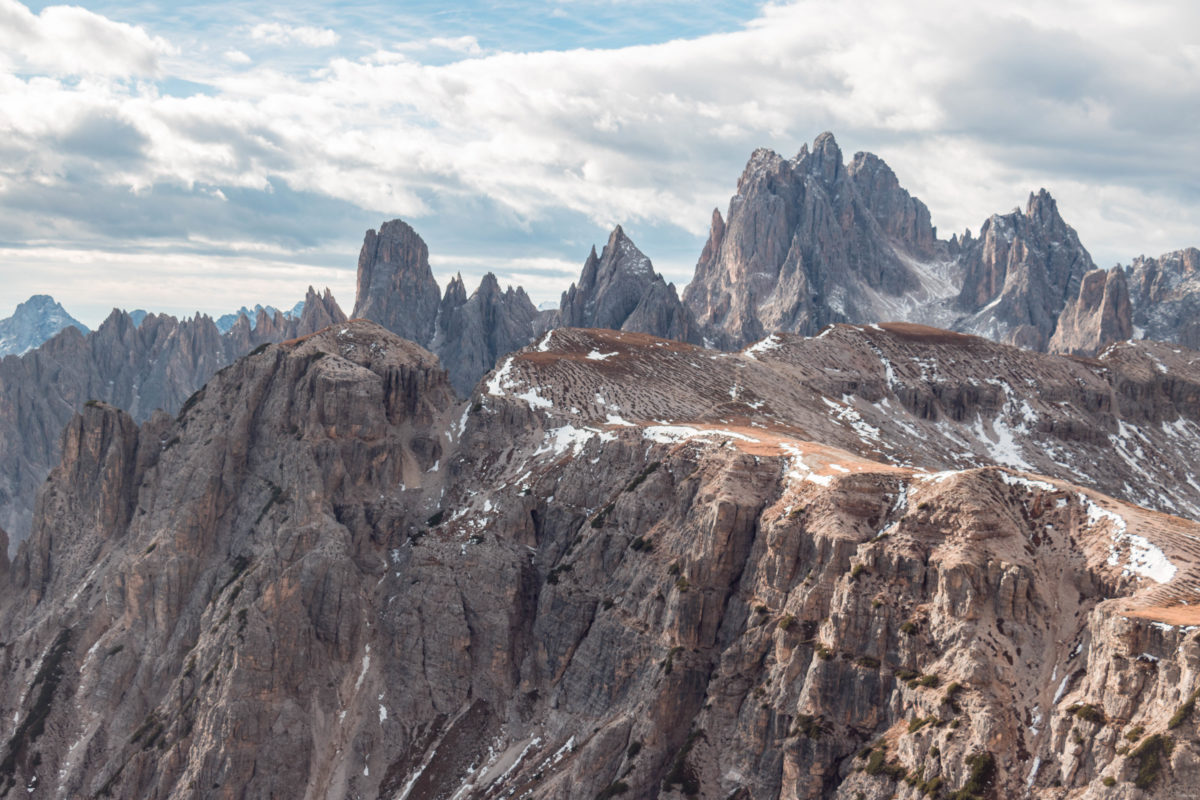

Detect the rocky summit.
[
  {"left": 2, "top": 130, "right": 1200, "bottom": 800},
  {"left": 0, "top": 286, "right": 345, "bottom": 548},
  {"left": 683, "top": 133, "right": 1198, "bottom": 358},
  {"left": 2, "top": 318, "right": 1200, "bottom": 799},
  {"left": 0, "top": 295, "right": 88, "bottom": 358}
]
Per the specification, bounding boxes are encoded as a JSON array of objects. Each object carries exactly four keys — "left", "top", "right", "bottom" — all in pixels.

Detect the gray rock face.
[
  {"left": 353, "top": 219, "right": 442, "bottom": 346},
  {"left": 433, "top": 272, "right": 539, "bottom": 395},
  {"left": 2, "top": 321, "right": 1200, "bottom": 799},
  {"left": 1048, "top": 267, "right": 1133, "bottom": 355},
  {"left": 351, "top": 221, "right": 540, "bottom": 395},
  {"left": 1126, "top": 247, "right": 1200, "bottom": 349},
  {"left": 683, "top": 133, "right": 944, "bottom": 348},
  {"left": 0, "top": 286, "right": 345, "bottom": 549},
  {"left": 557, "top": 226, "right": 699, "bottom": 344},
  {"left": 955, "top": 189, "right": 1095, "bottom": 350},
  {"left": 0, "top": 295, "right": 88, "bottom": 357},
  {"left": 846, "top": 150, "right": 938, "bottom": 258},
  {"left": 679, "top": 135, "right": 1166, "bottom": 357}
]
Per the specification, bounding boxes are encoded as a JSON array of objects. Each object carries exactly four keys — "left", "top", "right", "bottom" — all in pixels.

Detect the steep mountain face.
[
  {"left": 557, "top": 226, "right": 699, "bottom": 344},
  {"left": 955, "top": 190, "right": 1095, "bottom": 351},
  {"left": 2, "top": 320, "right": 1200, "bottom": 799},
  {"left": 0, "top": 295, "right": 88, "bottom": 357},
  {"left": 432, "top": 272, "right": 540, "bottom": 396},
  {"left": 683, "top": 133, "right": 950, "bottom": 348},
  {"left": 0, "top": 286, "right": 345, "bottom": 548},
  {"left": 353, "top": 219, "right": 443, "bottom": 347},
  {"left": 351, "top": 221, "right": 540, "bottom": 395},
  {"left": 680, "top": 133, "right": 1147, "bottom": 357},
  {"left": 1048, "top": 267, "right": 1133, "bottom": 356},
  {"left": 1126, "top": 247, "right": 1200, "bottom": 349}
]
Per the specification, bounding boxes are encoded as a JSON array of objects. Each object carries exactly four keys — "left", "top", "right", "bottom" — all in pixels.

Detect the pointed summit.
[
  {"left": 956, "top": 189, "right": 1094, "bottom": 350},
  {"left": 807, "top": 131, "right": 843, "bottom": 183},
  {"left": 684, "top": 131, "right": 932, "bottom": 347},
  {"left": 0, "top": 295, "right": 88, "bottom": 357},
  {"left": 352, "top": 219, "right": 441, "bottom": 347},
  {"left": 433, "top": 271, "right": 537, "bottom": 396},
  {"left": 557, "top": 226, "right": 698, "bottom": 344}
]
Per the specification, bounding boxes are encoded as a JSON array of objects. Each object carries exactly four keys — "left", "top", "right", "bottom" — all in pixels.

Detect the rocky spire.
[
  {"left": 954, "top": 188, "right": 1094, "bottom": 350},
  {"left": 557, "top": 226, "right": 698, "bottom": 344},
  {"left": 296, "top": 286, "right": 347, "bottom": 334},
  {"left": 432, "top": 272, "right": 537, "bottom": 395},
  {"left": 1048, "top": 267, "right": 1133, "bottom": 355},
  {"left": 352, "top": 219, "right": 442, "bottom": 347}
]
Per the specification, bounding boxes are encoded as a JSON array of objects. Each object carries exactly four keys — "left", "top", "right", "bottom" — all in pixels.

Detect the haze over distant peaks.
[{"left": 0, "top": 295, "right": 88, "bottom": 357}]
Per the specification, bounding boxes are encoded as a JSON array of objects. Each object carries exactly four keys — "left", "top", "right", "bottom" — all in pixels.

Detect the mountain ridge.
[{"left": 2, "top": 319, "right": 1200, "bottom": 797}]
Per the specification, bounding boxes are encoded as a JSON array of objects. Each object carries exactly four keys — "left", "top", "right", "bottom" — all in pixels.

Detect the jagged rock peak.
[
  {"left": 443, "top": 272, "right": 468, "bottom": 306},
  {"left": 352, "top": 218, "right": 441, "bottom": 347},
  {"left": 296, "top": 285, "right": 347, "bottom": 333},
  {"left": 847, "top": 149, "right": 937, "bottom": 257},
  {"left": 0, "top": 294, "right": 88, "bottom": 358},
  {"left": 1126, "top": 247, "right": 1200, "bottom": 349},
  {"left": 804, "top": 129, "right": 843, "bottom": 182},
  {"left": 557, "top": 226, "right": 697, "bottom": 346},
  {"left": 433, "top": 270, "right": 538, "bottom": 396}
]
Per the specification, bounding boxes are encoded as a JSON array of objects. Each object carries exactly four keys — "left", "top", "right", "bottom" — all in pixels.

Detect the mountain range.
[{"left": 0, "top": 132, "right": 1199, "bottom": 798}]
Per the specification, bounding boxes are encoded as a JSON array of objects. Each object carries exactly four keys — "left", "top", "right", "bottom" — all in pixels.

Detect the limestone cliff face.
[
  {"left": 1048, "top": 267, "right": 1133, "bottom": 356},
  {"left": 1126, "top": 247, "right": 1200, "bottom": 349},
  {"left": 557, "top": 226, "right": 699, "bottom": 345},
  {"left": 955, "top": 190, "right": 1095, "bottom": 351},
  {"left": 1, "top": 321, "right": 1199, "bottom": 799},
  {"left": 0, "top": 287, "right": 346, "bottom": 548},
  {"left": 353, "top": 219, "right": 442, "bottom": 347}
]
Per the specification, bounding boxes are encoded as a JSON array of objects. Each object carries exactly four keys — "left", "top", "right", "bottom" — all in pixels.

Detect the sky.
[{"left": 1, "top": 0, "right": 1198, "bottom": 327}]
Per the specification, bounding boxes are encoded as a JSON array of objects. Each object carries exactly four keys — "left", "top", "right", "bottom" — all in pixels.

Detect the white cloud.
[
  {"left": 0, "top": 0, "right": 174, "bottom": 76},
  {"left": 396, "top": 35, "right": 484, "bottom": 56},
  {"left": 1, "top": 0, "right": 1199, "bottom": 318},
  {"left": 249, "top": 22, "right": 340, "bottom": 48},
  {"left": 223, "top": 49, "right": 252, "bottom": 65}
]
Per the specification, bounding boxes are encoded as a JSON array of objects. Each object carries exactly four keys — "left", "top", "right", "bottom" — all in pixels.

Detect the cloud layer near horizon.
[{"left": 1, "top": 0, "right": 1197, "bottom": 326}]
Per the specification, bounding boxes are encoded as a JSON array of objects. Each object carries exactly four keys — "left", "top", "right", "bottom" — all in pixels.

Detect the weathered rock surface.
[
  {"left": 683, "top": 134, "right": 944, "bottom": 347},
  {"left": 0, "top": 295, "right": 88, "bottom": 357},
  {"left": 955, "top": 189, "right": 1095, "bottom": 351},
  {"left": 1126, "top": 247, "right": 1200, "bottom": 349},
  {"left": 1, "top": 320, "right": 1199, "bottom": 799},
  {"left": 1048, "top": 267, "right": 1133, "bottom": 356},
  {"left": 432, "top": 273, "right": 539, "bottom": 396},
  {"left": 556, "top": 226, "right": 700, "bottom": 344},
  {"left": 0, "top": 286, "right": 345, "bottom": 548},
  {"left": 353, "top": 219, "right": 443, "bottom": 347}
]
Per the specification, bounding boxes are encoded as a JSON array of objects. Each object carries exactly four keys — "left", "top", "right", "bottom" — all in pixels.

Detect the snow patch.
[
  {"left": 1083, "top": 495, "right": 1176, "bottom": 583},
  {"left": 642, "top": 426, "right": 759, "bottom": 444},
  {"left": 535, "top": 425, "right": 616, "bottom": 458},
  {"left": 743, "top": 334, "right": 782, "bottom": 359}
]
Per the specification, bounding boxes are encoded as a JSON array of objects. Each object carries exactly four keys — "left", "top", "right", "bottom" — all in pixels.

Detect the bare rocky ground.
[{"left": 1, "top": 320, "right": 1199, "bottom": 799}]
